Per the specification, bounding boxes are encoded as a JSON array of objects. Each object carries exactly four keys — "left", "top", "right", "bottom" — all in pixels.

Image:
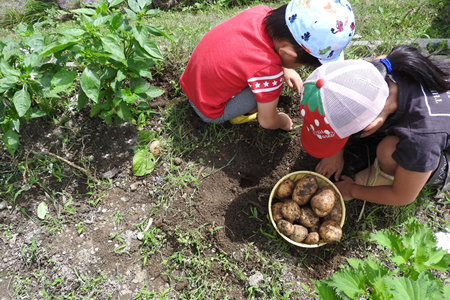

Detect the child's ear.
[{"left": 278, "top": 43, "right": 298, "bottom": 58}]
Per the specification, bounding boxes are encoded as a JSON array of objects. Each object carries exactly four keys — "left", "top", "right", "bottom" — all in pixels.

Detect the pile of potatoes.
[{"left": 271, "top": 174, "right": 343, "bottom": 245}]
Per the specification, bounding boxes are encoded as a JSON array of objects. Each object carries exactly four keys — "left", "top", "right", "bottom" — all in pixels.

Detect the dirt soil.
[{"left": 0, "top": 64, "right": 445, "bottom": 299}]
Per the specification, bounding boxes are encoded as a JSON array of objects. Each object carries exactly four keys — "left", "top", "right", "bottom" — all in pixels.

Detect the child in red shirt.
[{"left": 180, "top": 0, "right": 355, "bottom": 130}]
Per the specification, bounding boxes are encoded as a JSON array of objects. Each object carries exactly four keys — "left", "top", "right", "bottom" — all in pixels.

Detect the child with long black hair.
[{"left": 299, "top": 45, "right": 450, "bottom": 205}]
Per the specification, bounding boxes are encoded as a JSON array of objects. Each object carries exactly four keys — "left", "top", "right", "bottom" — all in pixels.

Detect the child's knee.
[{"left": 376, "top": 136, "right": 399, "bottom": 160}]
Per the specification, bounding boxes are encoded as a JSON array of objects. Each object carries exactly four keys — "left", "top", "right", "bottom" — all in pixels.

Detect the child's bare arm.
[
  {"left": 257, "top": 99, "right": 293, "bottom": 130},
  {"left": 336, "top": 167, "right": 432, "bottom": 206}
]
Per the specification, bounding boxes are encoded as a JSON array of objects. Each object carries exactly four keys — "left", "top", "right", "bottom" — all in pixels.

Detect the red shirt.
[{"left": 180, "top": 5, "right": 284, "bottom": 118}]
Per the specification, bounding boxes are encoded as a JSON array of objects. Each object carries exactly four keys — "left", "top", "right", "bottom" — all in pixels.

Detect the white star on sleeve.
[
  {"left": 272, "top": 80, "right": 277, "bottom": 86},
  {"left": 255, "top": 82, "right": 260, "bottom": 88},
  {"left": 263, "top": 81, "right": 269, "bottom": 87}
]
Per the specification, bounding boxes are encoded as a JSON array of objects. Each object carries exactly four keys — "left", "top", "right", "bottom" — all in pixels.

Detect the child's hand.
[
  {"left": 315, "top": 149, "right": 344, "bottom": 181},
  {"left": 334, "top": 175, "right": 356, "bottom": 201},
  {"left": 283, "top": 68, "right": 303, "bottom": 95}
]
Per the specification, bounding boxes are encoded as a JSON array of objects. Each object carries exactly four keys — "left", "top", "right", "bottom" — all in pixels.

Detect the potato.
[
  {"left": 277, "top": 220, "right": 294, "bottom": 236},
  {"left": 271, "top": 202, "right": 284, "bottom": 222},
  {"left": 311, "top": 188, "right": 336, "bottom": 217},
  {"left": 298, "top": 206, "right": 320, "bottom": 228},
  {"left": 309, "top": 223, "right": 320, "bottom": 233},
  {"left": 281, "top": 201, "right": 301, "bottom": 223},
  {"left": 277, "top": 179, "right": 295, "bottom": 199},
  {"left": 322, "top": 206, "right": 342, "bottom": 223},
  {"left": 292, "top": 175, "right": 319, "bottom": 206},
  {"left": 289, "top": 225, "right": 308, "bottom": 243},
  {"left": 319, "top": 220, "right": 342, "bottom": 243},
  {"left": 303, "top": 232, "right": 320, "bottom": 244},
  {"left": 317, "top": 186, "right": 338, "bottom": 204},
  {"left": 149, "top": 140, "right": 162, "bottom": 155}
]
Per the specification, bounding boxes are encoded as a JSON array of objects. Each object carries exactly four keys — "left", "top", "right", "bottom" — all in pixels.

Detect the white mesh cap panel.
[{"left": 316, "top": 60, "right": 389, "bottom": 138}]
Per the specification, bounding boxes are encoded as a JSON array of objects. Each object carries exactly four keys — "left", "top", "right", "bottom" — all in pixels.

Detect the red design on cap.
[{"left": 316, "top": 79, "right": 324, "bottom": 88}]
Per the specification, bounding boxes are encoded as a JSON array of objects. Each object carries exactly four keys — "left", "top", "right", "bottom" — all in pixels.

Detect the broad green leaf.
[
  {"left": 71, "top": 8, "right": 96, "bottom": 15},
  {"left": 93, "top": 16, "right": 110, "bottom": 27},
  {"left": 128, "top": 0, "right": 141, "bottom": 13},
  {"left": 130, "top": 78, "right": 149, "bottom": 94},
  {"left": 111, "top": 13, "right": 122, "bottom": 29},
  {"left": 145, "top": 86, "right": 163, "bottom": 98},
  {"left": 116, "top": 69, "right": 127, "bottom": 82},
  {"left": 133, "top": 27, "right": 163, "bottom": 60},
  {"left": 385, "top": 273, "right": 436, "bottom": 300},
  {"left": 13, "top": 88, "right": 31, "bottom": 117},
  {"left": 29, "top": 108, "right": 46, "bottom": 119},
  {"left": 116, "top": 101, "right": 132, "bottom": 121},
  {"left": 1, "top": 40, "right": 21, "bottom": 61},
  {"left": 100, "top": 36, "right": 126, "bottom": 63},
  {"left": 327, "top": 266, "right": 367, "bottom": 298},
  {"left": 127, "top": 57, "right": 154, "bottom": 78},
  {"left": 138, "top": 130, "right": 158, "bottom": 143},
  {"left": 0, "top": 76, "right": 18, "bottom": 93},
  {"left": 117, "top": 88, "right": 138, "bottom": 104},
  {"left": 80, "top": 68, "right": 100, "bottom": 102},
  {"left": 137, "top": 0, "right": 151, "bottom": 9},
  {"left": 132, "top": 149, "right": 156, "bottom": 176},
  {"left": 100, "top": 67, "right": 117, "bottom": 81},
  {"left": 313, "top": 280, "right": 341, "bottom": 300},
  {"left": 3, "top": 129, "right": 20, "bottom": 155},
  {"left": 77, "top": 89, "right": 89, "bottom": 111},
  {"left": 23, "top": 53, "right": 42, "bottom": 68},
  {"left": 40, "top": 41, "right": 77, "bottom": 56},
  {"left": 51, "top": 69, "right": 77, "bottom": 93},
  {"left": 24, "top": 34, "right": 45, "bottom": 52},
  {"left": 146, "top": 24, "right": 174, "bottom": 41},
  {"left": 109, "top": 0, "right": 125, "bottom": 7},
  {"left": 37, "top": 202, "right": 48, "bottom": 219},
  {"left": 10, "top": 119, "right": 20, "bottom": 132},
  {"left": 146, "top": 9, "right": 161, "bottom": 16},
  {"left": 0, "top": 59, "right": 21, "bottom": 77},
  {"left": 124, "top": 7, "right": 138, "bottom": 21},
  {"left": 58, "top": 28, "right": 86, "bottom": 37},
  {"left": 371, "top": 230, "right": 405, "bottom": 255}
]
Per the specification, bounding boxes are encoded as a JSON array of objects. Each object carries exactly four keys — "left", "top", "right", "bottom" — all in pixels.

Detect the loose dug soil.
[{"left": 0, "top": 64, "right": 448, "bottom": 299}]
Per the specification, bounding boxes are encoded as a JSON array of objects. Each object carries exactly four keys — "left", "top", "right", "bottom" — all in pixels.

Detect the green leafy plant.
[
  {"left": 42, "top": 0, "right": 170, "bottom": 125},
  {"left": 1, "top": 0, "right": 171, "bottom": 155},
  {"left": 313, "top": 218, "right": 450, "bottom": 299}
]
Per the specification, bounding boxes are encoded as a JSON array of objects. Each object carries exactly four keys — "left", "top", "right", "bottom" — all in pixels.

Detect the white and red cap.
[{"left": 299, "top": 60, "right": 389, "bottom": 158}]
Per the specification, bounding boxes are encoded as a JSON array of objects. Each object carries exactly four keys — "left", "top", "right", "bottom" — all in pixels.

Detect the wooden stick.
[
  {"left": 215, "top": 273, "right": 229, "bottom": 299},
  {"left": 34, "top": 151, "right": 99, "bottom": 183}
]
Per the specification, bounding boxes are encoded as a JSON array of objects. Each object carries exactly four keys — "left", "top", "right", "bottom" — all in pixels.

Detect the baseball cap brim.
[{"left": 300, "top": 124, "right": 348, "bottom": 158}]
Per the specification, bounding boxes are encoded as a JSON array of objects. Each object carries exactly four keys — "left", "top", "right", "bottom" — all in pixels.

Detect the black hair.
[
  {"left": 264, "top": 4, "right": 321, "bottom": 68},
  {"left": 371, "top": 45, "right": 450, "bottom": 92}
]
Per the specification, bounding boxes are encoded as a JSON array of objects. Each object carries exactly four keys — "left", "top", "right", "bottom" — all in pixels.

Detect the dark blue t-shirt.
[{"left": 382, "top": 75, "right": 450, "bottom": 173}]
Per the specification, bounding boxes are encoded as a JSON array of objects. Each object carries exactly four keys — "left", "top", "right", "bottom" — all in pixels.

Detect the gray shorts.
[
  {"left": 426, "top": 151, "right": 450, "bottom": 191},
  {"left": 189, "top": 87, "right": 257, "bottom": 124}
]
